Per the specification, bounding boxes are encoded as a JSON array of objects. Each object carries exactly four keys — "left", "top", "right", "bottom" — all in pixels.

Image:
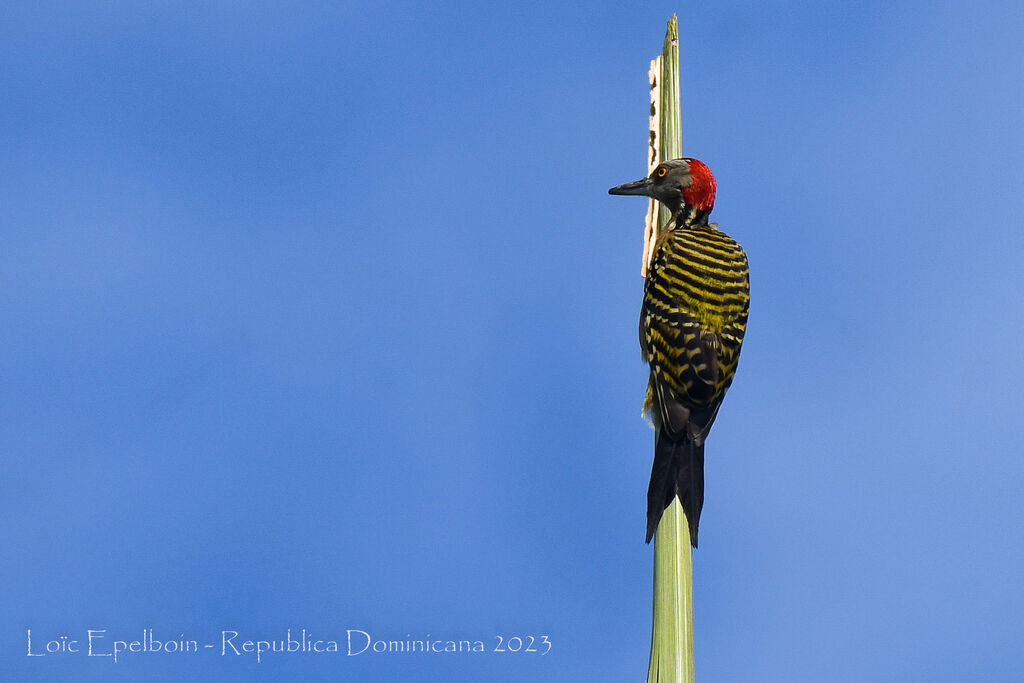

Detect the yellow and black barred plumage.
[{"left": 610, "top": 158, "right": 749, "bottom": 546}]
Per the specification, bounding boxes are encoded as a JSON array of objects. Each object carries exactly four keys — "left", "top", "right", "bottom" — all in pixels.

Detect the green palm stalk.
[{"left": 645, "top": 15, "right": 695, "bottom": 683}]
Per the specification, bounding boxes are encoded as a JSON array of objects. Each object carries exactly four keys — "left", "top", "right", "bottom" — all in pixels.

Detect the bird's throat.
[{"left": 673, "top": 205, "right": 710, "bottom": 229}]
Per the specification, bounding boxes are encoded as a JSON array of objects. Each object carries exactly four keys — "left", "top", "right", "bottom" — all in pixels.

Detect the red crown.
[{"left": 681, "top": 159, "right": 716, "bottom": 212}]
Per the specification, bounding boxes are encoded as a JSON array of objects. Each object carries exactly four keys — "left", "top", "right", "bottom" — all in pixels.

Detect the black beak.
[{"left": 608, "top": 177, "right": 653, "bottom": 196}]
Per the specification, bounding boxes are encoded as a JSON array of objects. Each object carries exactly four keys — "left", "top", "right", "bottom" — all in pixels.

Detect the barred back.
[{"left": 641, "top": 222, "right": 749, "bottom": 435}]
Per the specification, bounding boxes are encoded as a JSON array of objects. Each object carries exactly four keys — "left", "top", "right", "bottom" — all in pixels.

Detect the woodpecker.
[{"left": 609, "top": 158, "right": 749, "bottom": 547}]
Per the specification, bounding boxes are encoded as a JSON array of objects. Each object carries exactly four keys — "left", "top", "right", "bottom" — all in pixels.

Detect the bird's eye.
[{"left": 657, "top": 167, "right": 667, "bottom": 177}]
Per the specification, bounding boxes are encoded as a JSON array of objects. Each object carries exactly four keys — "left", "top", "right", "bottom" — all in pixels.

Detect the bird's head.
[{"left": 608, "top": 157, "right": 716, "bottom": 224}]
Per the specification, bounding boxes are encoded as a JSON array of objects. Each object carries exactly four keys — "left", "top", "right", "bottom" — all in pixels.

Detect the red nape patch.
[{"left": 681, "top": 158, "right": 716, "bottom": 212}]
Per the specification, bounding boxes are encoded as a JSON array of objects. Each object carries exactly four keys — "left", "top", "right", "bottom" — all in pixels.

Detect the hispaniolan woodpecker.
[{"left": 609, "top": 158, "right": 749, "bottom": 547}]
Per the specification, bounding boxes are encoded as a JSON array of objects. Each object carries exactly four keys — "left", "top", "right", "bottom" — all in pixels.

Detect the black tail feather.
[{"left": 646, "top": 430, "right": 705, "bottom": 547}]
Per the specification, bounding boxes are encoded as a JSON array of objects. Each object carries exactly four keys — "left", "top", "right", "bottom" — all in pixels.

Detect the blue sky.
[{"left": 3, "top": 1, "right": 1023, "bottom": 681}]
